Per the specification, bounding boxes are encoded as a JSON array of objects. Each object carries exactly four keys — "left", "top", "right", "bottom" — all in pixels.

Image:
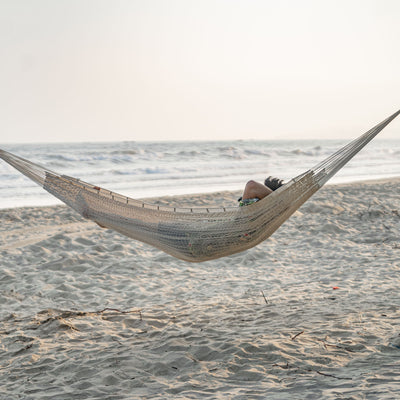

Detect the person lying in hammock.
[{"left": 238, "top": 176, "right": 284, "bottom": 206}]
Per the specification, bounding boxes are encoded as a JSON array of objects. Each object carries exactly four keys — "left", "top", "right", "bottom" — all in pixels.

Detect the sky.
[{"left": 0, "top": 0, "right": 399, "bottom": 143}]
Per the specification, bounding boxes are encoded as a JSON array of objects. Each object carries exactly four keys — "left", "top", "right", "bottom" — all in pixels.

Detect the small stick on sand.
[
  {"left": 96, "top": 308, "right": 141, "bottom": 315},
  {"left": 291, "top": 331, "right": 305, "bottom": 341},
  {"left": 261, "top": 290, "right": 269, "bottom": 305},
  {"left": 313, "top": 370, "right": 352, "bottom": 380}
]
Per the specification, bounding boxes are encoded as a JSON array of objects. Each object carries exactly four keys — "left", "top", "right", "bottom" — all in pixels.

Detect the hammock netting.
[{"left": 1, "top": 110, "right": 399, "bottom": 262}]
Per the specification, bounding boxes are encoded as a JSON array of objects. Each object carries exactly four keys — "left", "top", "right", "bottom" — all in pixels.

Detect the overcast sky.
[{"left": 1, "top": 0, "right": 399, "bottom": 143}]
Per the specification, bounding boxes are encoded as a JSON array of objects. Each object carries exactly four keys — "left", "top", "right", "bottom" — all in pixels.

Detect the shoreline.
[{"left": 1, "top": 175, "right": 400, "bottom": 213}]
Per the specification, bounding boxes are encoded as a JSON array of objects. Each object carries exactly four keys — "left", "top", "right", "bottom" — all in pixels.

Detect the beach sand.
[{"left": 1, "top": 178, "right": 399, "bottom": 399}]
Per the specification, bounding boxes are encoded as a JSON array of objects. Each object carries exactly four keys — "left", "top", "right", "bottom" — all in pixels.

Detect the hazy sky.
[{"left": 1, "top": 0, "right": 399, "bottom": 143}]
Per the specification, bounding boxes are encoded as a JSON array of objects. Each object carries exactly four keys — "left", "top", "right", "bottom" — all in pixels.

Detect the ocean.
[{"left": 0, "top": 139, "right": 399, "bottom": 209}]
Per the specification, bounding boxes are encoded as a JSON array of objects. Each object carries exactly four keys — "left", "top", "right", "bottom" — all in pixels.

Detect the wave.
[{"left": 110, "top": 150, "right": 139, "bottom": 155}]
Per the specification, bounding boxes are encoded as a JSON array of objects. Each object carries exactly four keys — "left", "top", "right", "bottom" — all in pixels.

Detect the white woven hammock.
[{"left": 1, "top": 110, "right": 399, "bottom": 262}]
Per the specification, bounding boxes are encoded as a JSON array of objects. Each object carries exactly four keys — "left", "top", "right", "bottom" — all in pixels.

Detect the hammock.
[{"left": 1, "top": 110, "right": 399, "bottom": 262}]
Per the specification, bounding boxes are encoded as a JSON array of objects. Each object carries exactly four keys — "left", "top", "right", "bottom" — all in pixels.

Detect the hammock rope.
[{"left": 1, "top": 109, "right": 399, "bottom": 262}]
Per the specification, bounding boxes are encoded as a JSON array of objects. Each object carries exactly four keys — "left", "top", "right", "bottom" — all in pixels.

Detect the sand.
[{"left": 1, "top": 178, "right": 400, "bottom": 399}]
